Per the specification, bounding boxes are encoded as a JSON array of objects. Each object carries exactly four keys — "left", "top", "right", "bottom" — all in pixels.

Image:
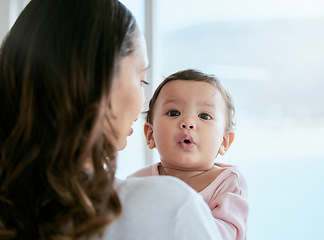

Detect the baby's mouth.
[{"left": 179, "top": 135, "right": 195, "bottom": 146}]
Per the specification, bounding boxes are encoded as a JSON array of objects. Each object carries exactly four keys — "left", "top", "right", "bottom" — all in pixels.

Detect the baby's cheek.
[{"left": 154, "top": 129, "right": 169, "bottom": 151}]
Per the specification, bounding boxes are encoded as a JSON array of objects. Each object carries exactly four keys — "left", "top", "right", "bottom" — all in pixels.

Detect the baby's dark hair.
[{"left": 145, "top": 69, "right": 236, "bottom": 131}]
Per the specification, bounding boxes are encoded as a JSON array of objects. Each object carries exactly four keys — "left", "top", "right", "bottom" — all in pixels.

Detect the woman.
[{"left": 0, "top": 0, "right": 221, "bottom": 239}]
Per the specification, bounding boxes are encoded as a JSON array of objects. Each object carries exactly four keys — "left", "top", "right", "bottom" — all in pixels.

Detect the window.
[{"left": 122, "top": 0, "right": 324, "bottom": 239}]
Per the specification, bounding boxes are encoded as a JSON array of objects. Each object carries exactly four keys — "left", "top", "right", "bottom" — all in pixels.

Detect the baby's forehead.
[
  {"left": 162, "top": 79, "right": 217, "bottom": 92},
  {"left": 157, "top": 80, "right": 224, "bottom": 105}
]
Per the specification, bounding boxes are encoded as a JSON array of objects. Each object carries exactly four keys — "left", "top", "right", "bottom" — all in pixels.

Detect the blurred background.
[{"left": 1, "top": 0, "right": 323, "bottom": 239}]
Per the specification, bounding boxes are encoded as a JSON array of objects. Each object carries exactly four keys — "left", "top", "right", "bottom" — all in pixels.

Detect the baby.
[{"left": 129, "top": 69, "right": 249, "bottom": 240}]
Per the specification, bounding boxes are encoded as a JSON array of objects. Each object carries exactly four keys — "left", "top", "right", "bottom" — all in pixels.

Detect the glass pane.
[{"left": 158, "top": 0, "right": 324, "bottom": 239}]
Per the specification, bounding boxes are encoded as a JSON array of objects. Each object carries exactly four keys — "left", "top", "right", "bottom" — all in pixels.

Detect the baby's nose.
[{"left": 180, "top": 120, "right": 196, "bottom": 130}]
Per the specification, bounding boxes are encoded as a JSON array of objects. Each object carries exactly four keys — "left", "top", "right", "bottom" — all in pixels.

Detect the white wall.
[{"left": 0, "top": 0, "right": 10, "bottom": 42}]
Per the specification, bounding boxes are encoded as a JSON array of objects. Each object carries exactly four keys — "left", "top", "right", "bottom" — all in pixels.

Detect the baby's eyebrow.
[
  {"left": 198, "top": 102, "right": 216, "bottom": 108},
  {"left": 162, "top": 99, "right": 216, "bottom": 110}
]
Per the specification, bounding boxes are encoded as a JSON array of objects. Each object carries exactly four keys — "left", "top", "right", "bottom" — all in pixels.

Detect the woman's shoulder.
[
  {"left": 116, "top": 175, "right": 197, "bottom": 202},
  {"left": 115, "top": 176, "right": 204, "bottom": 220},
  {"left": 98, "top": 176, "right": 221, "bottom": 240}
]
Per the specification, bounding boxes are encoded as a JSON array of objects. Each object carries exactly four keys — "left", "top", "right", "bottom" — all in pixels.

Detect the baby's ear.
[
  {"left": 218, "top": 131, "right": 235, "bottom": 155},
  {"left": 144, "top": 122, "right": 156, "bottom": 149}
]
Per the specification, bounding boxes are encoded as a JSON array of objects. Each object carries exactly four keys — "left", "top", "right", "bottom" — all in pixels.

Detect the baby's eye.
[
  {"left": 198, "top": 113, "right": 211, "bottom": 120},
  {"left": 167, "top": 110, "right": 181, "bottom": 117}
]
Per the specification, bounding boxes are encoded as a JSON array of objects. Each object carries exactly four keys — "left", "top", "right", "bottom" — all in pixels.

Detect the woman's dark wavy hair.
[{"left": 0, "top": 0, "right": 137, "bottom": 239}]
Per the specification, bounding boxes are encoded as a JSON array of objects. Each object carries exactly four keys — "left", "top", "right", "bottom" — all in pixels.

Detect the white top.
[{"left": 94, "top": 176, "right": 222, "bottom": 240}]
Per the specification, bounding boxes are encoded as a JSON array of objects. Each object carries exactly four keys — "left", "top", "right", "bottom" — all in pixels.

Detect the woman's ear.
[
  {"left": 144, "top": 122, "right": 156, "bottom": 149},
  {"left": 218, "top": 131, "right": 235, "bottom": 155}
]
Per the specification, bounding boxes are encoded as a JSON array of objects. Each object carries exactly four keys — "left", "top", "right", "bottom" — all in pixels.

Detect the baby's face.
[{"left": 150, "top": 80, "right": 230, "bottom": 170}]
